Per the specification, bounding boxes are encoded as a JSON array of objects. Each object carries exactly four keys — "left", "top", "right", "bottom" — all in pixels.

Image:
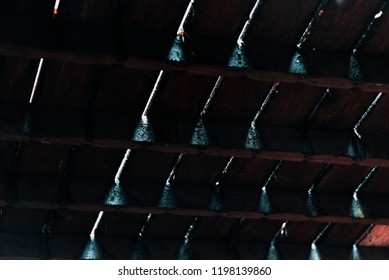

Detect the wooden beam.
[
  {"left": 0, "top": 232, "right": 388, "bottom": 259},
  {"left": 1, "top": 17, "right": 389, "bottom": 93},
  {"left": 2, "top": 174, "right": 389, "bottom": 225},
  {"left": 2, "top": 107, "right": 389, "bottom": 167}
]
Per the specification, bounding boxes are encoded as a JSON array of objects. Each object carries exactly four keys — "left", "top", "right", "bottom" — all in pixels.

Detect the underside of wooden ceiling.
[{"left": 2, "top": 0, "right": 389, "bottom": 259}]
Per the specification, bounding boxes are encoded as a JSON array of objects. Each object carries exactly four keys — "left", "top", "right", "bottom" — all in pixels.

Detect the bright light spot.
[{"left": 375, "top": 10, "right": 383, "bottom": 19}]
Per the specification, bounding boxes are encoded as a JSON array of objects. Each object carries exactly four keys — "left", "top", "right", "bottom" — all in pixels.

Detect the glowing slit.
[
  {"left": 177, "top": 0, "right": 196, "bottom": 37},
  {"left": 53, "top": 0, "right": 61, "bottom": 18},
  {"left": 228, "top": 0, "right": 263, "bottom": 68},
  {"left": 90, "top": 211, "right": 104, "bottom": 240},
  {"left": 178, "top": 217, "right": 198, "bottom": 260},
  {"left": 237, "top": 0, "right": 263, "bottom": 46},
  {"left": 191, "top": 76, "right": 223, "bottom": 146},
  {"left": 158, "top": 154, "right": 184, "bottom": 209},
  {"left": 29, "top": 58, "right": 44, "bottom": 104},
  {"left": 353, "top": 92, "right": 383, "bottom": 139},
  {"left": 210, "top": 157, "right": 235, "bottom": 212},
  {"left": 114, "top": 149, "right": 131, "bottom": 184},
  {"left": 353, "top": 2, "right": 388, "bottom": 54},
  {"left": 246, "top": 82, "right": 280, "bottom": 151},
  {"left": 142, "top": 70, "right": 164, "bottom": 117},
  {"left": 296, "top": 0, "right": 329, "bottom": 49}
]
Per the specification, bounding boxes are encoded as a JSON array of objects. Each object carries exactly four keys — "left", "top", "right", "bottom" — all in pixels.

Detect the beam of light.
[
  {"left": 306, "top": 190, "right": 318, "bottom": 217},
  {"left": 166, "top": 36, "right": 187, "bottom": 62},
  {"left": 104, "top": 150, "right": 131, "bottom": 207},
  {"left": 191, "top": 76, "right": 223, "bottom": 146},
  {"left": 350, "top": 244, "right": 362, "bottom": 260},
  {"left": 349, "top": 55, "right": 364, "bottom": 81},
  {"left": 258, "top": 187, "right": 273, "bottom": 214},
  {"left": 191, "top": 118, "right": 210, "bottom": 146},
  {"left": 245, "top": 124, "right": 263, "bottom": 151},
  {"left": 350, "top": 193, "right": 366, "bottom": 219},
  {"left": 267, "top": 241, "right": 279, "bottom": 260},
  {"left": 296, "top": 0, "right": 329, "bottom": 49},
  {"left": 131, "top": 115, "right": 156, "bottom": 142},
  {"left": 167, "top": 0, "right": 195, "bottom": 62},
  {"left": 104, "top": 182, "right": 128, "bottom": 207},
  {"left": 132, "top": 71, "right": 164, "bottom": 142},
  {"left": 309, "top": 243, "right": 322, "bottom": 260},
  {"left": 80, "top": 211, "right": 105, "bottom": 260},
  {"left": 158, "top": 182, "right": 177, "bottom": 209},
  {"left": 209, "top": 157, "right": 234, "bottom": 212},
  {"left": 132, "top": 214, "right": 152, "bottom": 260},
  {"left": 353, "top": 92, "right": 383, "bottom": 140},
  {"left": 227, "top": 44, "right": 250, "bottom": 68},
  {"left": 158, "top": 154, "right": 184, "bottom": 209},
  {"left": 289, "top": 52, "right": 307, "bottom": 75},
  {"left": 177, "top": 217, "right": 198, "bottom": 260}
]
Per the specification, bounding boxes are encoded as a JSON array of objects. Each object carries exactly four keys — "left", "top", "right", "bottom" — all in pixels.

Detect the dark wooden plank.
[
  {"left": 317, "top": 165, "right": 372, "bottom": 192},
  {"left": 362, "top": 8, "right": 389, "bottom": 57},
  {"left": 204, "top": 78, "right": 272, "bottom": 123},
  {"left": 235, "top": 219, "right": 282, "bottom": 242},
  {"left": 249, "top": 0, "right": 319, "bottom": 47},
  {"left": 305, "top": 0, "right": 382, "bottom": 52},
  {"left": 0, "top": 0, "right": 53, "bottom": 19},
  {"left": 267, "top": 161, "right": 325, "bottom": 191},
  {"left": 149, "top": 71, "right": 217, "bottom": 120},
  {"left": 359, "top": 225, "right": 389, "bottom": 246},
  {"left": 188, "top": 0, "right": 255, "bottom": 40},
  {"left": 91, "top": 67, "right": 159, "bottom": 115},
  {"left": 120, "top": 150, "right": 179, "bottom": 184},
  {"left": 0, "top": 207, "right": 49, "bottom": 232},
  {"left": 258, "top": 83, "right": 325, "bottom": 127},
  {"left": 96, "top": 212, "right": 148, "bottom": 237},
  {"left": 317, "top": 223, "right": 369, "bottom": 245},
  {"left": 223, "top": 158, "right": 276, "bottom": 187},
  {"left": 194, "top": 217, "right": 239, "bottom": 240},
  {"left": 56, "top": 0, "right": 124, "bottom": 24},
  {"left": 174, "top": 154, "right": 229, "bottom": 185},
  {"left": 362, "top": 168, "right": 389, "bottom": 195},
  {"left": 308, "top": 88, "right": 377, "bottom": 131},
  {"left": 276, "top": 221, "right": 327, "bottom": 244},
  {"left": 18, "top": 142, "right": 70, "bottom": 176},
  {"left": 68, "top": 146, "right": 124, "bottom": 180},
  {"left": 54, "top": 209, "right": 98, "bottom": 235},
  {"left": 145, "top": 214, "right": 193, "bottom": 239},
  {"left": 0, "top": 56, "right": 38, "bottom": 105},
  {"left": 123, "top": 0, "right": 189, "bottom": 33},
  {"left": 33, "top": 60, "right": 100, "bottom": 109},
  {"left": 359, "top": 93, "right": 389, "bottom": 135}
]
